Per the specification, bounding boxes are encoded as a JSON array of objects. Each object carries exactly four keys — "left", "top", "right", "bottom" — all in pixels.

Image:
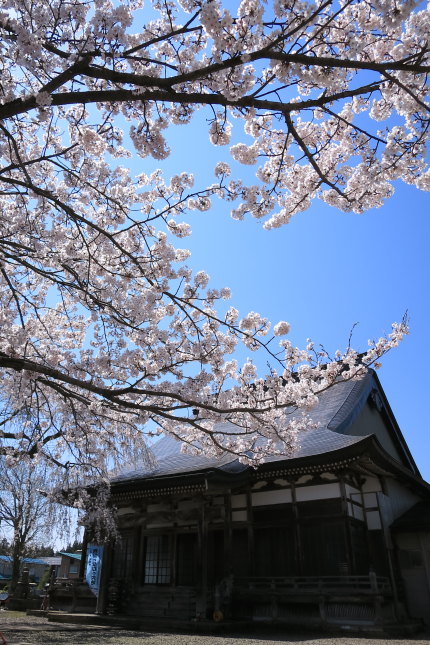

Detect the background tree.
[
  {"left": 25, "top": 544, "right": 56, "bottom": 558},
  {"left": 0, "top": 537, "right": 10, "bottom": 555},
  {"left": 0, "top": 459, "right": 55, "bottom": 592},
  {"left": 0, "top": 0, "right": 426, "bottom": 485},
  {"left": 60, "top": 539, "right": 83, "bottom": 554}
]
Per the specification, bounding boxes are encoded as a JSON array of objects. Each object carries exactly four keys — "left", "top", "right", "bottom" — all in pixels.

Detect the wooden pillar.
[
  {"left": 339, "top": 475, "right": 354, "bottom": 574},
  {"left": 79, "top": 530, "right": 89, "bottom": 579},
  {"left": 196, "top": 498, "right": 208, "bottom": 618},
  {"left": 246, "top": 487, "right": 254, "bottom": 576},
  {"left": 375, "top": 489, "right": 402, "bottom": 619},
  {"left": 171, "top": 528, "right": 177, "bottom": 587},
  {"left": 291, "top": 479, "right": 302, "bottom": 575},
  {"left": 358, "top": 478, "right": 374, "bottom": 570},
  {"left": 224, "top": 490, "right": 232, "bottom": 575},
  {"left": 96, "top": 542, "right": 112, "bottom": 615},
  {"left": 135, "top": 525, "right": 144, "bottom": 587},
  {"left": 130, "top": 526, "right": 141, "bottom": 588}
]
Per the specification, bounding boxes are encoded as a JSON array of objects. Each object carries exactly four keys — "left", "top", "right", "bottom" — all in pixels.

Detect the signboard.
[{"left": 85, "top": 544, "right": 103, "bottom": 596}]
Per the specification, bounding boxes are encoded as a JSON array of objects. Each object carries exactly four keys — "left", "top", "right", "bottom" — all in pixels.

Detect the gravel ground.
[{"left": 1, "top": 611, "right": 429, "bottom": 645}]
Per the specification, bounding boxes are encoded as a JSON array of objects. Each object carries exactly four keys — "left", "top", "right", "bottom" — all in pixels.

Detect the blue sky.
[
  {"left": 185, "top": 182, "right": 430, "bottom": 481},
  {"left": 187, "top": 186, "right": 430, "bottom": 480},
  {"left": 129, "top": 106, "right": 430, "bottom": 482}
]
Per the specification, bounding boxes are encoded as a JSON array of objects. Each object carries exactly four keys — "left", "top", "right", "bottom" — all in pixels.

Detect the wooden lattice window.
[
  {"left": 112, "top": 531, "right": 135, "bottom": 580},
  {"left": 143, "top": 535, "right": 171, "bottom": 584}
]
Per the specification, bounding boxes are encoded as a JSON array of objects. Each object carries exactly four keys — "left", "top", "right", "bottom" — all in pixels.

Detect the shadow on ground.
[{"left": 1, "top": 612, "right": 430, "bottom": 645}]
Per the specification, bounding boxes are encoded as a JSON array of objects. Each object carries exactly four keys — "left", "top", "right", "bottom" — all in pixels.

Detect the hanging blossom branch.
[{"left": 0, "top": 0, "right": 422, "bottom": 484}]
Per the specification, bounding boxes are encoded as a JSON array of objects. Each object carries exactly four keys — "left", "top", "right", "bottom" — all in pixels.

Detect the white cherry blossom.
[{"left": 0, "top": 0, "right": 423, "bottom": 496}]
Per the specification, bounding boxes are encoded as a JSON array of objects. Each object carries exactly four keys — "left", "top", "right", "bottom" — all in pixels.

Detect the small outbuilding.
[{"left": 58, "top": 552, "right": 81, "bottom": 579}]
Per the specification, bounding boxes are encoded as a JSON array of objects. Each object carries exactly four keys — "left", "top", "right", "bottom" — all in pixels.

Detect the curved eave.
[
  {"left": 351, "top": 434, "right": 430, "bottom": 494},
  {"left": 110, "top": 438, "right": 369, "bottom": 495},
  {"left": 249, "top": 434, "right": 429, "bottom": 490},
  {"left": 110, "top": 433, "right": 430, "bottom": 503},
  {"left": 110, "top": 468, "right": 231, "bottom": 502}
]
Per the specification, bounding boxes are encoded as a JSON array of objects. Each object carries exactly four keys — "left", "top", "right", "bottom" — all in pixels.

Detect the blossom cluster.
[{"left": 0, "top": 0, "right": 420, "bottom": 499}]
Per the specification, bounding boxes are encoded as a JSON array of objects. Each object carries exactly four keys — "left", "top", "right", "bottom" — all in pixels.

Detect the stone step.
[{"left": 126, "top": 588, "right": 196, "bottom": 619}]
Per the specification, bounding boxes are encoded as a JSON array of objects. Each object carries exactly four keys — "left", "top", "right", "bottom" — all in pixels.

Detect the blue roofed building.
[{"left": 0, "top": 555, "right": 56, "bottom": 583}]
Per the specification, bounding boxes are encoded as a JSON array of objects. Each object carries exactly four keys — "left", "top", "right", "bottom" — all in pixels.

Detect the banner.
[{"left": 85, "top": 544, "right": 103, "bottom": 596}]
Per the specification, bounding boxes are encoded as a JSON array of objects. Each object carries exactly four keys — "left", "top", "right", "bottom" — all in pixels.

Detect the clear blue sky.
[{"left": 128, "top": 107, "right": 430, "bottom": 482}]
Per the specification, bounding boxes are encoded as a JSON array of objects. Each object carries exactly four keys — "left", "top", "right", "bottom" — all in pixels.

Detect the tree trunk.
[{"left": 10, "top": 538, "right": 23, "bottom": 594}]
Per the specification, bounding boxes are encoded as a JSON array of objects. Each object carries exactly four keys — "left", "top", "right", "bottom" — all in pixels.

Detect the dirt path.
[{"left": 1, "top": 611, "right": 429, "bottom": 645}]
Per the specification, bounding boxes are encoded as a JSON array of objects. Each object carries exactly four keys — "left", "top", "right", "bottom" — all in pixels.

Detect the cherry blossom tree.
[
  {"left": 0, "top": 0, "right": 425, "bottom": 485},
  {"left": 0, "top": 459, "right": 55, "bottom": 592}
]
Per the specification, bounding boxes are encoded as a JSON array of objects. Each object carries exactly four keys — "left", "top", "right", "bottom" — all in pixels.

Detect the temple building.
[{"left": 90, "top": 370, "right": 430, "bottom": 628}]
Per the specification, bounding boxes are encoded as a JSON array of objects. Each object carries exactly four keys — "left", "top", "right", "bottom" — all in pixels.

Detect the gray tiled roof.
[{"left": 112, "top": 372, "right": 375, "bottom": 483}]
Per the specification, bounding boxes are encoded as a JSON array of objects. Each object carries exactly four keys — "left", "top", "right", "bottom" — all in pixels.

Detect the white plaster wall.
[
  {"left": 319, "top": 472, "right": 337, "bottom": 481},
  {"left": 346, "top": 402, "right": 404, "bottom": 463},
  {"left": 361, "top": 476, "right": 383, "bottom": 493},
  {"left": 295, "top": 482, "right": 340, "bottom": 502},
  {"left": 348, "top": 501, "right": 364, "bottom": 521},
  {"left": 379, "top": 478, "right": 420, "bottom": 526},
  {"left": 365, "top": 510, "right": 381, "bottom": 530},
  {"left": 231, "top": 494, "right": 247, "bottom": 509},
  {"left": 363, "top": 492, "right": 378, "bottom": 509},
  {"left": 117, "top": 506, "right": 136, "bottom": 516},
  {"left": 251, "top": 488, "right": 292, "bottom": 506},
  {"left": 345, "top": 483, "right": 360, "bottom": 498}
]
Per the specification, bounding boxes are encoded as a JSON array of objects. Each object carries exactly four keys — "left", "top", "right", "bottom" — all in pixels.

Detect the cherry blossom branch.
[
  {"left": 0, "top": 81, "right": 387, "bottom": 121},
  {"left": 284, "top": 112, "right": 347, "bottom": 198},
  {"left": 0, "top": 0, "right": 423, "bottom": 481}
]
